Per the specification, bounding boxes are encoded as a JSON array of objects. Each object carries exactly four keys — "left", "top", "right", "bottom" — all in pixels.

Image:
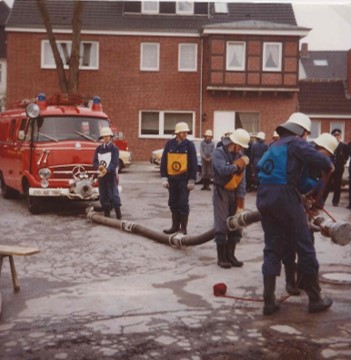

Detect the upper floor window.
[
  {"left": 176, "top": 2, "right": 194, "bottom": 15},
  {"left": 142, "top": 1, "right": 159, "bottom": 14},
  {"left": 41, "top": 40, "right": 99, "bottom": 70},
  {"left": 310, "top": 120, "right": 321, "bottom": 140},
  {"left": 140, "top": 43, "right": 160, "bottom": 71},
  {"left": 226, "top": 42, "right": 246, "bottom": 71},
  {"left": 263, "top": 42, "right": 282, "bottom": 72},
  {"left": 178, "top": 43, "right": 197, "bottom": 72}
]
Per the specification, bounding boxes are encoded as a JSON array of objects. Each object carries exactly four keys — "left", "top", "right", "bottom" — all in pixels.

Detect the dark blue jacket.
[
  {"left": 160, "top": 138, "right": 198, "bottom": 181},
  {"left": 93, "top": 142, "right": 119, "bottom": 181}
]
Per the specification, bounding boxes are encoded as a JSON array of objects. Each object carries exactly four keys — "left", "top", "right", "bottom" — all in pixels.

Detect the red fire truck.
[{"left": 0, "top": 93, "right": 112, "bottom": 213}]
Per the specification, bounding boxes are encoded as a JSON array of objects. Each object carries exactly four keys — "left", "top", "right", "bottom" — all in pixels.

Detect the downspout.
[{"left": 199, "top": 37, "right": 204, "bottom": 138}]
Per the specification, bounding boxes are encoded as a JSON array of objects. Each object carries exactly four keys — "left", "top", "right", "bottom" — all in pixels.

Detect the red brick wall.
[{"left": 6, "top": 31, "right": 300, "bottom": 160}]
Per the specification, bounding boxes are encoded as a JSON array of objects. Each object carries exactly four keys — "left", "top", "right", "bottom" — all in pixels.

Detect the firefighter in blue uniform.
[
  {"left": 160, "top": 122, "right": 198, "bottom": 235},
  {"left": 93, "top": 127, "right": 122, "bottom": 219},
  {"left": 256, "top": 112, "right": 334, "bottom": 315},
  {"left": 212, "top": 129, "right": 250, "bottom": 268}
]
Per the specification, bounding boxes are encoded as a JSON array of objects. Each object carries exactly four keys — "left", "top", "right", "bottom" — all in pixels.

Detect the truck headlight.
[{"left": 38, "top": 168, "right": 51, "bottom": 180}]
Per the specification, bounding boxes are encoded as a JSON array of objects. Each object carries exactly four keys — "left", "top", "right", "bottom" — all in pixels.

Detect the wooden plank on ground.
[{"left": 0, "top": 245, "right": 40, "bottom": 256}]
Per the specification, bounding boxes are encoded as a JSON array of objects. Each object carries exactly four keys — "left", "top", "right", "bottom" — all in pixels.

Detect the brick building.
[
  {"left": 298, "top": 44, "right": 351, "bottom": 142},
  {"left": 5, "top": 0, "right": 311, "bottom": 160},
  {"left": 0, "top": 0, "right": 10, "bottom": 112}
]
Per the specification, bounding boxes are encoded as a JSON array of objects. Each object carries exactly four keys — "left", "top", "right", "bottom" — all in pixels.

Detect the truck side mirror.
[{"left": 18, "top": 130, "right": 25, "bottom": 141}]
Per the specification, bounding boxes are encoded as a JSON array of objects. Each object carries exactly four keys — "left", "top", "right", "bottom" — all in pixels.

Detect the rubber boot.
[
  {"left": 205, "top": 178, "right": 211, "bottom": 190},
  {"left": 263, "top": 276, "right": 280, "bottom": 315},
  {"left": 227, "top": 240, "right": 243, "bottom": 267},
  {"left": 180, "top": 214, "right": 188, "bottom": 235},
  {"left": 216, "top": 244, "right": 231, "bottom": 269},
  {"left": 284, "top": 264, "right": 301, "bottom": 296},
  {"left": 163, "top": 212, "right": 180, "bottom": 234},
  {"left": 115, "top": 207, "right": 122, "bottom": 220},
  {"left": 304, "top": 275, "right": 333, "bottom": 313},
  {"left": 103, "top": 206, "right": 111, "bottom": 218}
]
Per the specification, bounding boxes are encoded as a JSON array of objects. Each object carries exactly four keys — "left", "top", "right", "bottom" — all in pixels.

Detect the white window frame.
[
  {"left": 309, "top": 120, "right": 321, "bottom": 140},
  {"left": 141, "top": 1, "right": 159, "bottom": 14},
  {"left": 263, "top": 42, "right": 282, "bottom": 72},
  {"left": 226, "top": 41, "right": 246, "bottom": 71},
  {"left": 178, "top": 43, "right": 197, "bottom": 72},
  {"left": 176, "top": 2, "right": 194, "bottom": 15},
  {"left": 139, "top": 110, "right": 195, "bottom": 138},
  {"left": 41, "top": 40, "right": 99, "bottom": 70},
  {"left": 140, "top": 43, "right": 160, "bottom": 71}
]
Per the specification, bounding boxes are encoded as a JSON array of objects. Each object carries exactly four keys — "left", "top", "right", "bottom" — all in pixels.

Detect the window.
[
  {"left": 263, "top": 42, "right": 282, "bottom": 72},
  {"left": 179, "top": 44, "right": 197, "bottom": 72},
  {"left": 142, "top": 1, "right": 159, "bottom": 14},
  {"left": 226, "top": 42, "right": 246, "bottom": 71},
  {"left": 140, "top": 43, "right": 160, "bottom": 71},
  {"left": 310, "top": 120, "right": 321, "bottom": 140},
  {"left": 214, "top": 2, "right": 228, "bottom": 14},
  {"left": 235, "top": 112, "right": 259, "bottom": 134},
  {"left": 313, "top": 59, "right": 328, "bottom": 66},
  {"left": 176, "top": 2, "right": 194, "bottom": 15},
  {"left": 140, "top": 111, "right": 194, "bottom": 137},
  {"left": 41, "top": 40, "right": 99, "bottom": 70}
]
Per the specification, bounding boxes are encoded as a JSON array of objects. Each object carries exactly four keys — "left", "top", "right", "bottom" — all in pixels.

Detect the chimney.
[{"left": 300, "top": 43, "right": 309, "bottom": 58}]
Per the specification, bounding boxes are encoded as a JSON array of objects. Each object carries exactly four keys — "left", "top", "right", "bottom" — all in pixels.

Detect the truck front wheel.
[{"left": 23, "top": 182, "right": 43, "bottom": 214}]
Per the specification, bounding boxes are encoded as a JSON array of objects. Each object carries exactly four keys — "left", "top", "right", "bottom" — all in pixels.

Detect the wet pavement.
[{"left": 0, "top": 162, "right": 351, "bottom": 359}]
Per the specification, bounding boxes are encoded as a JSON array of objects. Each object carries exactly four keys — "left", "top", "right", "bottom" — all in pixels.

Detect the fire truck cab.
[{"left": 0, "top": 93, "right": 110, "bottom": 213}]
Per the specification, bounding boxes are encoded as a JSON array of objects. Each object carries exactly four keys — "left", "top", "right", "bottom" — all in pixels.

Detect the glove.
[
  {"left": 161, "top": 177, "right": 169, "bottom": 189},
  {"left": 98, "top": 165, "right": 107, "bottom": 177},
  {"left": 187, "top": 179, "right": 195, "bottom": 191},
  {"left": 234, "top": 155, "right": 250, "bottom": 174},
  {"left": 236, "top": 197, "right": 245, "bottom": 213}
]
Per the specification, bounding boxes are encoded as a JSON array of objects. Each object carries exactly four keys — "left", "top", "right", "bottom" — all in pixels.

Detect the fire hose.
[
  {"left": 227, "top": 210, "right": 351, "bottom": 246},
  {"left": 86, "top": 206, "right": 214, "bottom": 248}
]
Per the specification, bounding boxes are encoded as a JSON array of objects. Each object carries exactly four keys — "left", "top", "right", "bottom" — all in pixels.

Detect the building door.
[{"left": 213, "top": 111, "right": 235, "bottom": 141}]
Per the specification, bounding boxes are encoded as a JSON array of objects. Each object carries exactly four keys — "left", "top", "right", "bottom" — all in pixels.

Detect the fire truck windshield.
[{"left": 32, "top": 116, "right": 110, "bottom": 142}]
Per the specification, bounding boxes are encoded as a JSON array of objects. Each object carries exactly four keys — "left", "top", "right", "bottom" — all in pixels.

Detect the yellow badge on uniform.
[
  {"left": 167, "top": 153, "right": 188, "bottom": 175},
  {"left": 224, "top": 173, "right": 243, "bottom": 191}
]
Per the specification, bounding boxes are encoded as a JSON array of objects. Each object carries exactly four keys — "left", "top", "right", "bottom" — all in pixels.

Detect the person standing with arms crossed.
[
  {"left": 200, "top": 129, "right": 215, "bottom": 190},
  {"left": 161, "top": 122, "right": 198, "bottom": 235}
]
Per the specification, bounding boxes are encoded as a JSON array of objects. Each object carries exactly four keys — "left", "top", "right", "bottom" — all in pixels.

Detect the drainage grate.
[{"left": 320, "top": 271, "right": 351, "bottom": 285}]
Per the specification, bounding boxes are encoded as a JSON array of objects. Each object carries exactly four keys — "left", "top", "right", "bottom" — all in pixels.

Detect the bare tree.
[{"left": 36, "top": 0, "right": 84, "bottom": 94}]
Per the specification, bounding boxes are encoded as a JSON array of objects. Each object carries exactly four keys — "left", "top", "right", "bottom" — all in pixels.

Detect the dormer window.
[
  {"left": 214, "top": 2, "right": 228, "bottom": 14},
  {"left": 142, "top": 1, "right": 159, "bottom": 14},
  {"left": 176, "top": 2, "right": 194, "bottom": 15},
  {"left": 313, "top": 59, "right": 328, "bottom": 66}
]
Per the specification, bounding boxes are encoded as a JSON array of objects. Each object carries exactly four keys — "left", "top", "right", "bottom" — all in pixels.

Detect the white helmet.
[
  {"left": 229, "top": 128, "right": 250, "bottom": 149},
  {"left": 175, "top": 122, "right": 190, "bottom": 134},
  {"left": 273, "top": 131, "right": 279, "bottom": 138},
  {"left": 204, "top": 129, "right": 213, "bottom": 137},
  {"left": 313, "top": 133, "right": 338, "bottom": 155},
  {"left": 99, "top": 127, "right": 114, "bottom": 139},
  {"left": 256, "top": 131, "right": 266, "bottom": 140},
  {"left": 287, "top": 112, "right": 311, "bottom": 133}
]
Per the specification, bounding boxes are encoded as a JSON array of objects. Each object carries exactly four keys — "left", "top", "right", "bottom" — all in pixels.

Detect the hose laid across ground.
[{"left": 86, "top": 206, "right": 214, "bottom": 248}]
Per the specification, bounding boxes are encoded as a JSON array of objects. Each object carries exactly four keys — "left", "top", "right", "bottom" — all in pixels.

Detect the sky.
[{"left": 3, "top": 0, "right": 351, "bottom": 51}]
